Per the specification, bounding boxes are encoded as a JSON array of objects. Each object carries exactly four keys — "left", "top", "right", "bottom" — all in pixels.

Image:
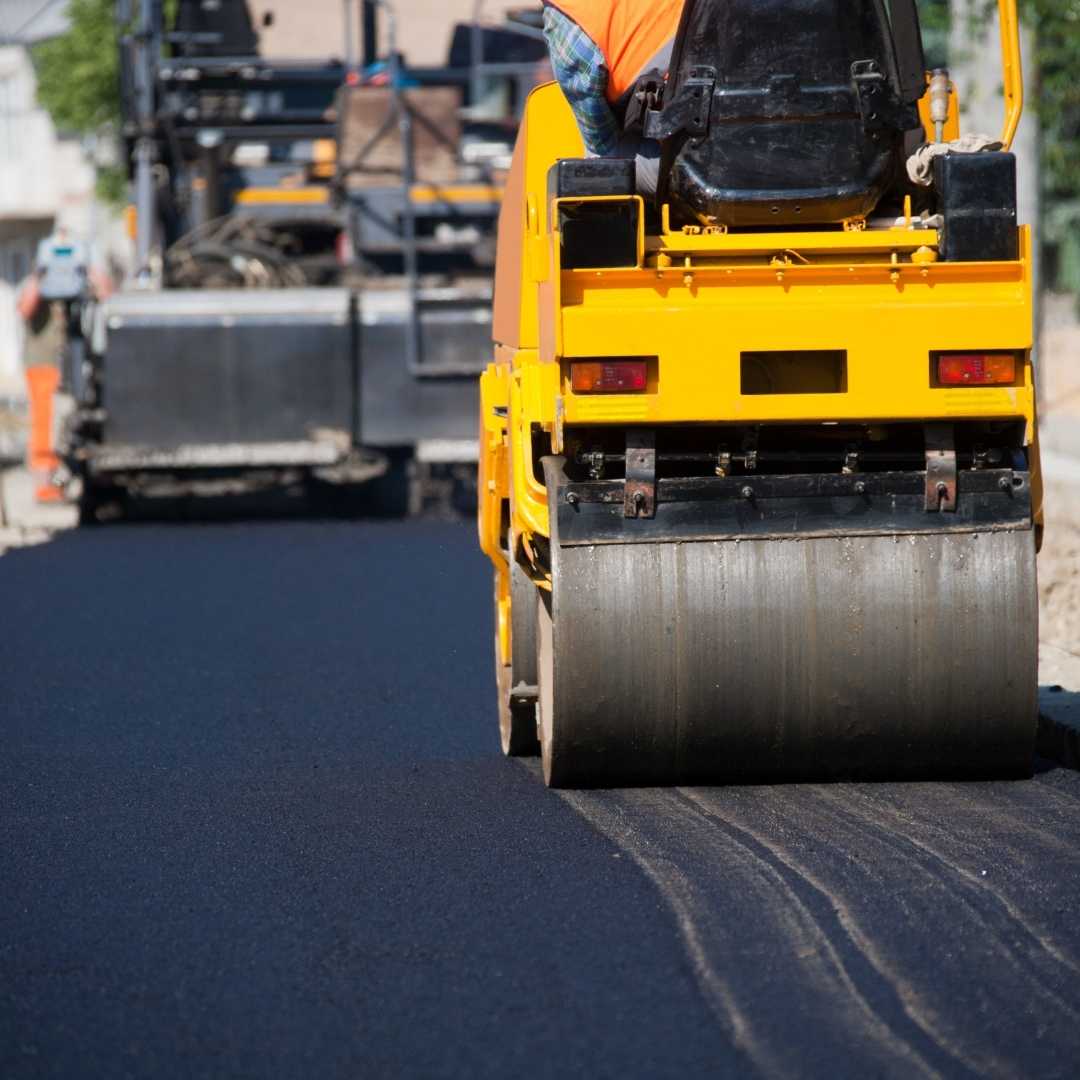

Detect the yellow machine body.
[
  {"left": 478, "top": 0, "right": 1041, "bottom": 785},
  {"left": 480, "top": 89, "right": 1041, "bottom": 592}
]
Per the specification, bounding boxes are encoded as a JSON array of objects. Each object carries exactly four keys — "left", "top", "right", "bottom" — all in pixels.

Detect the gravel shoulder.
[{"left": 1040, "top": 472, "right": 1080, "bottom": 671}]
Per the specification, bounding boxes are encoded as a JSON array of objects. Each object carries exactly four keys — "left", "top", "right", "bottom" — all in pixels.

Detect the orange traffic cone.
[{"left": 25, "top": 365, "right": 63, "bottom": 503}]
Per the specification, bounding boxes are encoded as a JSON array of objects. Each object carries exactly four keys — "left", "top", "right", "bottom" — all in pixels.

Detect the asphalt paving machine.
[
  {"left": 479, "top": 0, "right": 1043, "bottom": 786},
  {"left": 66, "top": 1, "right": 546, "bottom": 517}
]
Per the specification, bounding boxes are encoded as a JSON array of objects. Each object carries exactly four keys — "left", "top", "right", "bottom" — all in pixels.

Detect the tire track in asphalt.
[
  {"left": 837, "top": 786, "right": 1080, "bottom": 978},
  {"left": 1029, "top": 773, "right": 1080, "bottom": 809},
  {"left": 674, "top": 788, "right": 951, "bottom": 1077},
  {"left": 678, "top": 788, "right": 974, "bottom": 1079},
  {"left": 913, "top": 781, "right": 1079, "bottom": 862},
  {"left": 691, "top": 784, "right": 1080, "bottom": 1079},
  {"left": 863, "top": 777, "right": 1080, "bottom": 924},
  {"left": 557, "top": 783, "right": 945, "bottom": 1079},
  {"left": 809, "top": 789, "right": 1080, "bottom": 1025},
  {"left": 555, "top": 787, "right": 786, "bottom": 1079}
]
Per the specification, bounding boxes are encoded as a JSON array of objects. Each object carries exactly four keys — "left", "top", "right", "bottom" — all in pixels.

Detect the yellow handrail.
[{"left": 998, "top": 0, "right": 1023, "bottom": 148}]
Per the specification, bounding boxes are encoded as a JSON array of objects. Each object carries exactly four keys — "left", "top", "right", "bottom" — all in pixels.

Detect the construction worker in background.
[
  {"left": 541, "top": 0, "right": 686, "bottom": 195},
  {"left": 15, "top": 228, "right": 110, "bottom": 503}
]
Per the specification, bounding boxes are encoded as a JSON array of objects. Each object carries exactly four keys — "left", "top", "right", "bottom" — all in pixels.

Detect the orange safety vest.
[{"left": 548, "top": 0, "right": 686, "bottom": 104}]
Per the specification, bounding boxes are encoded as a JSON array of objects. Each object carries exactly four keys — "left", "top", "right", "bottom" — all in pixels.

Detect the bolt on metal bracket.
[
  {"left": 624, "top": 428, "right": 657, "bottom": 519},
  {"left": 925, "top": 422, "right": 957, "bottom": 512}
]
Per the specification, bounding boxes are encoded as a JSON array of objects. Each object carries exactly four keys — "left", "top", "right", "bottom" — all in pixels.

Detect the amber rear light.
[
  {"left": 936, "top": 353, "right": 1017, "bottom": 386},
  {"left": 570, "top": 360, "right": 648, "bottom": 394}
]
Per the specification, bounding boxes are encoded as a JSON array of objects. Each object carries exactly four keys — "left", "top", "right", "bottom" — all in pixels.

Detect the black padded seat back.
[{"left": 653, "top": 0, "right": 925, "bottom": 227}]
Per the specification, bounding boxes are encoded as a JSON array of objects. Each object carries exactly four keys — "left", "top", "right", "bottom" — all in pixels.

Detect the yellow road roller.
[{"left": 478, "top": 0, "right": 1042, "bottom": 787}]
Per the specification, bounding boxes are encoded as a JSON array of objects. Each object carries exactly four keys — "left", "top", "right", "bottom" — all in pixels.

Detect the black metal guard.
[{"left": 556, "top": 468, "right": 1033, "bottom": 546}]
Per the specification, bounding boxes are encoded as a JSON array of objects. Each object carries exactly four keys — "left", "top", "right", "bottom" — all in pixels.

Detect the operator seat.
[{"left": 647, "top": 0, "right": 928, "bottom": 227}]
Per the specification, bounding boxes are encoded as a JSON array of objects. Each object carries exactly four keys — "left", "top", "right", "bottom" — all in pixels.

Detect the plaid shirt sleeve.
[{"left": 542, "top": 5, "right": 620, "bottom": 157}]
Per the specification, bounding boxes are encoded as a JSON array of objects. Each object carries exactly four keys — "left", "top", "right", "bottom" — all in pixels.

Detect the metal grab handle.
[{"left": 997, "top": 0, "right": 1023, "bottom": 148}]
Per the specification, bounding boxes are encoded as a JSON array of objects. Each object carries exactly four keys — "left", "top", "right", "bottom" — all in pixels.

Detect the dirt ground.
[
  {"left": 1037, "top": 294, "right": 1080, "bottom": 682},
  {"left": 1041, "top": 477, "right": 1080, "bottom": 657}
]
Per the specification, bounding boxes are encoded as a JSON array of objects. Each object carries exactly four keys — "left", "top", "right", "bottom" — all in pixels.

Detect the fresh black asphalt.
[{"left": 2, "top": 520, "right": 1079, "bottom": 1078}]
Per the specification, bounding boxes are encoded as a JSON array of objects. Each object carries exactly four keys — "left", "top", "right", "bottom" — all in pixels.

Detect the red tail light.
[
  {"left": 936, "top": 353, "right": 1017, "bottom": 386},
  {"left": 570, "top": 359, "right": 648, "bottom": 394},
  {"left": 335, "top": 229, "right": 353, "bottom": 267}
]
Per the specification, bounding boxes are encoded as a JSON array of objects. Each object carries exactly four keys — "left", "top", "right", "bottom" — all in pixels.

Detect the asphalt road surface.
[{"left": 3, "top": 520, "right": 1079, "bottom": 1078}]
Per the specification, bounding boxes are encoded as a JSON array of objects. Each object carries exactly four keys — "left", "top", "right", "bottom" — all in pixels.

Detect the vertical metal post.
[
  {"left": 200, "top": 143, "right": 222, "bottom": 225},
  {"left": 379, "top": 1, "right": 422, "bottom": 373},
  {"left": 343, "top": 0, "right": 357, "bottom": 74},
  {"left": 133, "top": 0, "right": 159, "bottom": 285},
  {"left": 469, "top": 1, "right": 485, "bottom": 112},
  {"left": 361, "top": 0, "right": 378, "bottom": 68}
]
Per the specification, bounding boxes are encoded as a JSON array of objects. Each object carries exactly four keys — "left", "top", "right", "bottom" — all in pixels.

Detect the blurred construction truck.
[{"left": 64, "top": 0, "right": 546, "bottom": 519}]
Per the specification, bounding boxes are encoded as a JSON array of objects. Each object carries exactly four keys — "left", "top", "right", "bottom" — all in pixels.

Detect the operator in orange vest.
[{"left": 542, "top": 0, "right": 686, "bottom": 193}]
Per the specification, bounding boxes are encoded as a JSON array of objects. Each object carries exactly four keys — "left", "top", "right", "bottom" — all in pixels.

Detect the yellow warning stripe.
[
  {"left": 408, "top": 184, "right": 503, "bottom": 204},
  {"left": 236, "top": 184, "right": 502, "bottom": 206},
  {"left": 235, "top": 188, "right": 331, "bottom": 206}
]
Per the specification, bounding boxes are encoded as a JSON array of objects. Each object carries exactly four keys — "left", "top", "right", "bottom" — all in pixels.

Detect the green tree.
[
  {"left": 1029, "top": 0, "right": 1080, "bottom": 293},
  {"left": 33, "top": 1, "right": 177, "bottom": 203},
  {"left": 34, "top": 0, "right": 121, "bottom": 134},
  {"left": 1022, "top": 0, "right": 1080, "bottom": 203},
  {"left": 33, "top": 0, "right": 124, "bottom": 201},
  {"left": 918, "top": 0, "right": 953, "bottom": 67}
]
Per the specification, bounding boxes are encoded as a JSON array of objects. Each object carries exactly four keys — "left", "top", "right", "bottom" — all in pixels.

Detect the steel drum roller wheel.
[{"left": 538, "top": 461, "right": 1038, "bottom": 787}]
